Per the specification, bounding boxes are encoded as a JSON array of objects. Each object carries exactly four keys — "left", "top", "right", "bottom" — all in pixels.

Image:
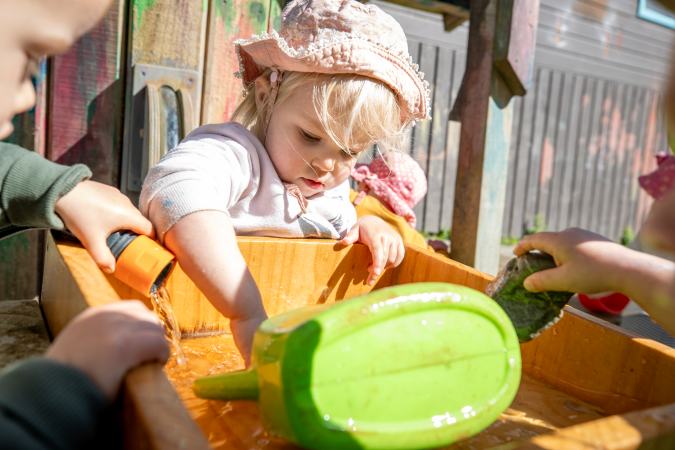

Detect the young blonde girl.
[{"left": 140, "top": 0, "right": 431, "bottom": 363}]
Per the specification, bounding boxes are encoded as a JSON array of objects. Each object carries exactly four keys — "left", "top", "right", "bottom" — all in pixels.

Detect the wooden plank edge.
[
  {"left": 521, "top": 306, "right": 675, "bottom": 414},
  {"left": 515, "top": 402, "right": 675, "bottom": 450},
  {"left": 42, "top": 232, "right": 209, "bottom": 449},
  {"left": 124, "top": 363, "right": 211, "bottom": 450}
]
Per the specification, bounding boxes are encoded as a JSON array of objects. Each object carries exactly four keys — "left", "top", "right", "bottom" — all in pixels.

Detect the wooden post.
[{"left": 450, "top": 0, "right": 538, "bottom": 275}]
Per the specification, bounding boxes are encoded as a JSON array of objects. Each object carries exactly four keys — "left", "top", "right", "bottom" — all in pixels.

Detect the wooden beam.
[
  {"left": 493, "top": 0, "right": 539, "bottom": 96},
  {"left": 450, "top": 0, "right": 516, "bottom": 275},
  {"left": 384, "top": 0, "right": 470, "bottom": 31}
]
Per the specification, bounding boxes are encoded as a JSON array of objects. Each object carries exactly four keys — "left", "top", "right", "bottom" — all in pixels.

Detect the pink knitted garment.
[
  {"left": 351, "top": 152, "right": 427, "bottom": 228},
  {"left": 639, "top": 152, "right": 675, "bottom": 200}
]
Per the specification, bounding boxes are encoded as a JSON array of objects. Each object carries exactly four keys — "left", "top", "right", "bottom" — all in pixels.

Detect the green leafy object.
[
  {"left": 486, "top": 253, "right": 573, "bottom": 342},
  {"left": 501, "top": 236, "right": 519, "bottom": 246},
  {"left": 620, "top": 227, "right": 635, "bottom": 247},
  {"left": 421, "top": 228, "right": 451, "bottom": 240}
]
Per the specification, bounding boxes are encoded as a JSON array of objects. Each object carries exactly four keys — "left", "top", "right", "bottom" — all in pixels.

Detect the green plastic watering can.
[{"left": 193, "top": 283, "right": 521, "bottom": 450}]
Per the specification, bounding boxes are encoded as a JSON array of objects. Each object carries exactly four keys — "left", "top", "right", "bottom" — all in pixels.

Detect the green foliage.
[
  {"left": 620, "top": 227, "right": 635, "bottom": 247},
  {"left": 421, "top": 228, "right": 451, "bottom": 240},
  {"left": 501, "top": 214, "right": 548, "bottom": 247},
  {"left": 524, "top": 214, "right": 548, "bottom": 237},
  {"left": 501, "top": 236, "right": 519, "bottom": 246}
]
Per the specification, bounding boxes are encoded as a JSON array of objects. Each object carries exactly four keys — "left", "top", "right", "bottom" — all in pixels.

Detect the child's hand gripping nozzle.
[
  {"left": 193, "top": 283, "right": 521, "bottom": 450},
  {"left": 485, "top": 252, "right": 574, "bottom": 343}
]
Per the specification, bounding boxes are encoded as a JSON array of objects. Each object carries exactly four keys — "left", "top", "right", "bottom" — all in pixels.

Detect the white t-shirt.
[{"left": 140, "top": 122, "right": 357, "bottom": 243}]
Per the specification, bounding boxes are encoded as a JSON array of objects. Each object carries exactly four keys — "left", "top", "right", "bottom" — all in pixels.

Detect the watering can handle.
[{"left": 192, "top": 367, "right": 259, "bottom": 401}]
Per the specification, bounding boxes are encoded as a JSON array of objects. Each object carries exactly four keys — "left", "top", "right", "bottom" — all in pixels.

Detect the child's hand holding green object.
[{"left": 514, "top": 228, "right": 675, "bottom": 336}]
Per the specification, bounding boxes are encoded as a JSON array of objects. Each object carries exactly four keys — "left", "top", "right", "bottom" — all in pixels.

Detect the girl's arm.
[
  {"left": 514, "top": 228, "right": 675, "bottom": 337},
  {"left": 164, "top": 210, "right": 267, "bottom": 365}
]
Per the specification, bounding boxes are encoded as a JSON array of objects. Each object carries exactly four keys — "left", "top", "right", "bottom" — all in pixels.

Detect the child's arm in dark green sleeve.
[
  {"left": 0, "top": 358, "right": 108, "bottom": 450},
  {"left": 0, "top": 143, "right": 92, "bottom": 230}
]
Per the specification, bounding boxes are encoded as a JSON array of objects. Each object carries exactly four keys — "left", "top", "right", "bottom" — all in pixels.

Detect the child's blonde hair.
[{"left": 231, "top": 69, "right": 410, "bottom": 156}]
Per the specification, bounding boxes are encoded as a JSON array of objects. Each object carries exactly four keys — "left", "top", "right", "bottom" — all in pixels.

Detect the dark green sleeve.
[
  {"left": 0, "top": 358, "right": 108, "bottom": 450},
  {"left": 0, "top": 143, "right": 92, "bottom": 229}
]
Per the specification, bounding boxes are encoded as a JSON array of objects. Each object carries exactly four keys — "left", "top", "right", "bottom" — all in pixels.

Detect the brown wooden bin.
[{"left": 41, "top": 231, "right": 675, "bottom": 449}]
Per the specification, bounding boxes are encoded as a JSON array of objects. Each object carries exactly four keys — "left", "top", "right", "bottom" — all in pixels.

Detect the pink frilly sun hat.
[
  {"left": 234, "top": 0, "right": 432, "bottom": 126},
  {"left": 351, "top": 152, "right": 428, "bottom": 228}
]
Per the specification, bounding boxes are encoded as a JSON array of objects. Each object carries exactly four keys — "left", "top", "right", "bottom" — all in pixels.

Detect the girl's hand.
[
  {"left": 342, "top": 216, "right": 405, "bottom": 286},
  {"left": 513, "top": 228, "right": 632, "bottom": 294},
  {"left": 55, "top": 180, "right": 155, "bottom": 273}
]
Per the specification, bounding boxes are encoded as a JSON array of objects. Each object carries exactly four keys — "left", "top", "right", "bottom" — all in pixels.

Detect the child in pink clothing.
[{"left": 349, "top": 152, "right": 431, "bottom": 250}]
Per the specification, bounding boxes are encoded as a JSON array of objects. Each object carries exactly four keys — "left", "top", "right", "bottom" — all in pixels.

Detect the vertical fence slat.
[
  {"left": 557, "top": 75, "right": 582, "bottom": 231},
  {"left": 537, "top": 70, "right": 562, "bottom": 229},
  {"left": 598, "top": 84, "right": 623, "bottom": 238},
  {"left": 588, "top": 83, "right": 614, "bottom": 234},
  {"left": 547, "top": 73, "right": 573, "bottom": 231},
  {"left": 615, "top": 87, "right": 642, "bottom": 237},
  {"left": 628, "top": 90, "right": 655, "bottom": 232},
  {"left": 440, "top": 50, "right": 465, "bottom": 231},
  {"left": 523, "top": 68, "right": 551, "bottom": 232},
  {"left": 606, "top": 85, "right": 633, "bottom": 240},
  {"left": 424, "top": 47, "right": 454, "bottom": 233},
  {"left": 413, "top": 43, "right": 438, "bottom": 231},
  {"left": 502, "top": 94, "right": 522, "bottom": 237},
  {"left": 578, "top": 79, "right": 606, "bottom": 230},
  {"left": 507, "top": 68, "right": 540, "bottom": 237}
]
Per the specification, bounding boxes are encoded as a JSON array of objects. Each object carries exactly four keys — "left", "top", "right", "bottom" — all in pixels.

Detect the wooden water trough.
[{"left": 41, "top": 231, "right": 675, "bottom": 449}]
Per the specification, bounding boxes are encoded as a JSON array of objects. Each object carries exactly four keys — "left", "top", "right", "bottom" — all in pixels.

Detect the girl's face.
[{"left": 257, "top": 79, "right": 365, "bottom": 198}]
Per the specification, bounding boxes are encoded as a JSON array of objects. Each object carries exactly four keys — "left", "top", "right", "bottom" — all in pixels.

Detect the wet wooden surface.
[
  {"left": 41, "top": 232, "right": 209, "bottom": 450},
  {"left": 165, "top": 334, "right": 605, "bottom": 450},
  {"left": 44, "top": 232, "right": 675, "bottom": 449}
]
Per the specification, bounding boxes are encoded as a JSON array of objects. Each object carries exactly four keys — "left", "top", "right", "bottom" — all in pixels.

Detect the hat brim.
[{"left": 236, "top": 36, "right": 430, "bottom": 125}]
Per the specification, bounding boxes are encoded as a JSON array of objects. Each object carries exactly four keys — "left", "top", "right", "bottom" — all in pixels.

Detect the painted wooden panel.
[
  {"left": 49, "top": 0, "right": 127, "bottom": 186},
  {"left": 200, "top": 0, "right": 278, "bottom": 125}
]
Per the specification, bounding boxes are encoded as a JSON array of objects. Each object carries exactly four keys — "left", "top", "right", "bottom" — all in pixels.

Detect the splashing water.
[{"left": 150, "top": 286, "right": 186, "bottom": 365}]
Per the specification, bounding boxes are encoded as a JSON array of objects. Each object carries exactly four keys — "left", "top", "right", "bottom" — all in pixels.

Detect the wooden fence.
[{"left": 374, "top": 0, "right": 673, "bottom": 241}]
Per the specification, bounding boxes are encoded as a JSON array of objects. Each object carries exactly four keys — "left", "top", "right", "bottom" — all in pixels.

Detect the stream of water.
[{"left": 150, "top": 286, "right": 186, "bottom": 365}]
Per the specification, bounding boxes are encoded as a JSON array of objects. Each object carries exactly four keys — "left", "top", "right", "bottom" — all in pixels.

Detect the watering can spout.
[{"left": 192, "top": 367, "right": 259, "bottom": 401}]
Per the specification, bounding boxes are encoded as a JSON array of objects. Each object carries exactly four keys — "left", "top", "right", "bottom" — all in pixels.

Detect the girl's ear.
[{"left": 254, "top": 76, "right": 271, "bottom": 111}]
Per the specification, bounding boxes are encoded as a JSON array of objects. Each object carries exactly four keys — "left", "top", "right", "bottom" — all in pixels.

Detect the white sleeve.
[
  {"left": 139, "top": 126, "right": 258, "bottom": 242},
  {"left": 325, "top": 181, "right": 358, "bottom": 237}
]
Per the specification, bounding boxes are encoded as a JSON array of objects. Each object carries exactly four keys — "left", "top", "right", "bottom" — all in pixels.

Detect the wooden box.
[{"left": 41, "top": 232, "right": 675, "bottom": 449}]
